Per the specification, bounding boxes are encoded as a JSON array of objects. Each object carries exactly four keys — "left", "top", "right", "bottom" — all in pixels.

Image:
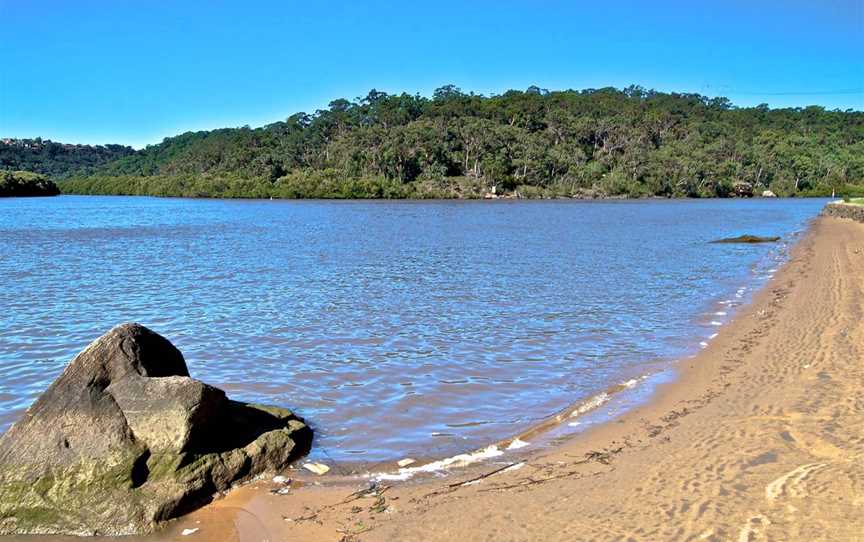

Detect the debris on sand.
[{"left": 304, "top": 462, "right": 331, "bottom": 475}]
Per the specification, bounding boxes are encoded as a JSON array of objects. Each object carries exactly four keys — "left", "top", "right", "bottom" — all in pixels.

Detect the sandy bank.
[
  {"left": 824, "top": 200, "right": 864, "bottom": 223},
  {"left": 16, "top": 215, "right": 864, "bottom": 542}
]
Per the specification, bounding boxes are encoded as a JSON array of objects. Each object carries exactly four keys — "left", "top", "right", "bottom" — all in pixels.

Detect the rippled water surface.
[{"left": 0, "top": 196, "right": 827, "bottom": 462}]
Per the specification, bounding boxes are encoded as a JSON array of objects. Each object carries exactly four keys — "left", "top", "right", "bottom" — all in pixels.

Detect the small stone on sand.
[
  {"left": 397, "top": 458, "right": 416, "bottom": 467},
  {"left": 272, "top": 475, "right": 290, "bottom": 484},
  {"left": 303, "top": 462, "right": 330, "bottom": 475},
  {"left": 181, "top": 528, "right": 199, "bottom": 536}
]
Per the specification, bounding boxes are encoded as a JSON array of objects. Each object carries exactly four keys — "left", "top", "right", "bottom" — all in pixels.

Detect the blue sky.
[{"left": 1, "top": 0, "right": 862, "bottom": 149}]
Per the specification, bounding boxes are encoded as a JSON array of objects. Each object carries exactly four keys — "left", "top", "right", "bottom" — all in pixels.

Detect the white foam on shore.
[
  {"left": 569, "top": 392, "right": 610, "bottom": 417},
  {"left": 709, "top": 333, "right": 718, "bottom": 339},
  {"left": 370, "top": 376, "right": 648, "bottom": 482},
  {"left": 714, "top": 311, "right": 727, "bottom": 316},
  {"left": 564, "top": 376, "right": 645, "bottom": 421},
  {"left": 506, "top": 438, "right": 530, "bottom": 450},
  {"left": 371, "top": 445, "right": 505, "bottom": 482},
  {"left": 710, "top": 321, "right": 723, "bottom": 326},
  {"left": 699, "top": 341, "right": 708, "bottom": 348}
]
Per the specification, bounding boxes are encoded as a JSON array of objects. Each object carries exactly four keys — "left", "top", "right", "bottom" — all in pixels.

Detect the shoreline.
[
  {"left": 293, "top": 213, "right": 806, "bottom": 475},
  {"left": 0, "top": 197, "right": 818, "bottom": 462},
  {"left": 237, "top": 215, "right": 803, "bottom": 476},
  {"left": 154, "top": 213, "right": 863, "bottom": 541},
  {"left": 7, "top": 213, "right": 861, "bottom": 541},
  {"left": 51, "top": 192, "right": 833, "bottom": 202}
]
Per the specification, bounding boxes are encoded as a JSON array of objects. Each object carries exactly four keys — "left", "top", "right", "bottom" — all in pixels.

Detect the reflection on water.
[{"left": 0, "top": 196, "right": 826, "bottom": 462}]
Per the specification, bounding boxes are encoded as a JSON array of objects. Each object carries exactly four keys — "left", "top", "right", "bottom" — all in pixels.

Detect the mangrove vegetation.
[
  {"left": 0, "top": 171, "right": 60, "bottom": 198},
  {"left": 30, "top": 86, "right": 864, "bottom": 198}
]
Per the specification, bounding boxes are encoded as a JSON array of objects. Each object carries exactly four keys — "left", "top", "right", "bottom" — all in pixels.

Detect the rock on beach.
[{"left": 0, "top": 323, "right": 312, "bottom": 536}]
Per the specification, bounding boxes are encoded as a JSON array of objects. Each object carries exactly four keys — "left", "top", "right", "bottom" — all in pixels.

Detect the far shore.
[
  {"left": 27, "top": 191, "right": 837, "bottom": 202},
  {"left": 11, "top": 213, "right": 863, "bottom": 542}
]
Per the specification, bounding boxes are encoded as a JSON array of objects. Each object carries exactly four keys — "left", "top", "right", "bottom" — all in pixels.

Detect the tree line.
[
  {"left": 0, "top": 170, "right": 60, "bottom": 197},
  {"left": 53, "top": 85, "right": 864, "bottom": 198},
  {"left": 0, "top": 139, "right": 135, "bottom": 179}
]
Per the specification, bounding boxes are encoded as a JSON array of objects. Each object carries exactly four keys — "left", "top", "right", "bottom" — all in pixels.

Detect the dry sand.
[{"left": 22, "top": 216, "right": 864, "bottom": 541}]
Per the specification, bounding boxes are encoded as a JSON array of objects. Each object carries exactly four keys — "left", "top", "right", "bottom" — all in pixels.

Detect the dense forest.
[
  {"left": 55, "top": 86, "right": 864, "bottom": 198},
  {"left": 0, "top": 139, "right": 135, "bottom": 179},
  {"left": 0, "top": 171, "right": 60, "bottom": 197}
]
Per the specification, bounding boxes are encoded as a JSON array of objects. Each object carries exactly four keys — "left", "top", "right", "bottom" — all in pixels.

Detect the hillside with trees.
[
  {"left": 0, "top": 170, "right": 60, "bottom": 197},
  {"left": 61, "top": 86, "right": 864, "bottom": 199},
  {"left": 0, "top": 139, "right": 135, "bottom": 179}
]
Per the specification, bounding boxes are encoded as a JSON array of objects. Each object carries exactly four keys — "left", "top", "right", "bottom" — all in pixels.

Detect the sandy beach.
[
  {"left": 3, "top": 2, "right": 860, "bottom": 539},
  {"left": 126, "top": 214, "right": 860, "bottom": 542},
  {"left": 13, "top": 214, "right": 863, "bottom": 542}
]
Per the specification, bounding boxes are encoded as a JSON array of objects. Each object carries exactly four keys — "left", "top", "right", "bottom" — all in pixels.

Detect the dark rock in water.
[
  {"left": 0, "top": 323, "right": 312, "bottom": 536},
  {"left": 710, "top": 235, "right": 780, "bottom": 244}
]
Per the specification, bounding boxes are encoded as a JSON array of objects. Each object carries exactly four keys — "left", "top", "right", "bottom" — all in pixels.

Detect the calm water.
[{"left": 0, "top": 196, "right": 826, "bottom": 463}]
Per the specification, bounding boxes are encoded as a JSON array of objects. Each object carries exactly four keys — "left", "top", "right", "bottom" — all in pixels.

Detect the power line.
[{"left": 722, "top": 89, "right": 863, "bottom": 96}]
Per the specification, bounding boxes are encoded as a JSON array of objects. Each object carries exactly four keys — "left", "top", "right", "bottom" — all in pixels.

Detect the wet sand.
[{"left": 17, "top": 215, "right": 864, "bottom": 541}]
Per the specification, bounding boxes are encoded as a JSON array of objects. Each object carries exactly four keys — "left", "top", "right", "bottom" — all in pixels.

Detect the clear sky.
[{"left": 1, "top": 0, "right": 862, "bottom": 149}]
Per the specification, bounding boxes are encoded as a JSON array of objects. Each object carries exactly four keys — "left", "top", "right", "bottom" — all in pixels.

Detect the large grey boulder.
[{"left": 0, "top": 323, "right": 312, "bottom": 536}]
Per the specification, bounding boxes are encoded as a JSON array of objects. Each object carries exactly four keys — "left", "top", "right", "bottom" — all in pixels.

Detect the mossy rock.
[{"left": 0, "top": 324, "right": 312, "bottom": 535}]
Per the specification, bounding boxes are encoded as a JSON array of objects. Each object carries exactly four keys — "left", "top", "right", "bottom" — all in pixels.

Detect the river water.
[{"left": 0, "top": 196, "right": 827, "bottom": 464}]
